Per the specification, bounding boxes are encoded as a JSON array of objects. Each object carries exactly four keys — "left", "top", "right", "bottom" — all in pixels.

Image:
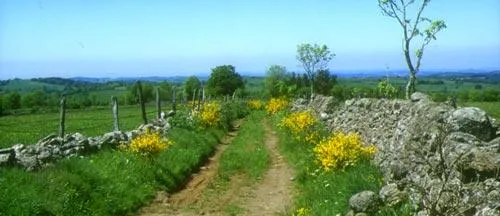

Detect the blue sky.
[{"left": 1, "top": 0, "right": 499, "bottom": 79}]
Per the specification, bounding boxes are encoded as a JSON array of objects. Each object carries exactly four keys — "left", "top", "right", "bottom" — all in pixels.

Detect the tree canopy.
[
  {"left": 206, "top": 65, "right": 244, "bottom": 96},
  {"left": 264, "top": 65, "right": 289, "bottom": 97},
  {"left": 296, "top": 43, "right": 335, "bottom": 101},
  {"left": 183, "top": 76, "right": 201, "bottom": 99}
]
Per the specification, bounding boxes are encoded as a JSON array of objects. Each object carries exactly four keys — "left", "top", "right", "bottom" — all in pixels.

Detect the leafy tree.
[
  {"left": 21, "top": 90, "right": 45, "bottom": 108},
  {"left": 131, "top": 82, "right": 154, "bottom": 103},
  {"left": 206, "top": 65, "right": 244, "bottom": 96},
  {"left": 296, "top": 43, "right": 335, "bottom": 101},
  {"left": 183, "top": 76, "right": 201, "bottom": 100},
  {"left": 379, "top": 0, "right": 446, "bottom": 99},
  {"left": 314, "top": 69, "right": 337, "bottom": 95},
  {"left": 264, "top": 65, "right": 288, "bottom": 97},
  {"left": 5, "top": 91, "right": 21, "bottom": 109}
]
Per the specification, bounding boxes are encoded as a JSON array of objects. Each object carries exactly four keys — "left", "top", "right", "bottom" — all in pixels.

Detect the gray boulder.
[
  {"left": 447, "top": 107, "right": 496, "bottom": 141},
  {"left": 349, "top": 191, "right": 379, "bottom": 213},
  {"left": 411, "top": 92, "right": 431, "bottom": 103},
  {"left": 379, "top": 183, "right": 406, "bottom": 207},
  {"left": 0, "top": 147, "right": 14, "bottom": 166}
]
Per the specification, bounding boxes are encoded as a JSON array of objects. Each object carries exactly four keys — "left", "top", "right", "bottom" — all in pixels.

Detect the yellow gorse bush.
[
  {"left": 130, "top": 130, "right": 172, "bottom": 156},
  {"left": 247, "top": 99, "right": 263, "bottom": 110},
  {"left": 280, "top": 111, "right": 317, "bottom": 135},
  {"left": 199, "top": 101, "right": 221, "bottom": 127},
  {"left": 265, "top": 98, "right": 289, "bottom": 114},
  {"left": 313, "top": 132, "right": 376, "bottom": 171}
]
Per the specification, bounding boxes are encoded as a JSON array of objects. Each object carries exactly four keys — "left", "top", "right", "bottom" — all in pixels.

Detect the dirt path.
[
  {"left": 237, "top": 119, "right": 295, "bottom": 215},
  {"left": 137, "top": 119, "right": 294, "bottom": 216}
]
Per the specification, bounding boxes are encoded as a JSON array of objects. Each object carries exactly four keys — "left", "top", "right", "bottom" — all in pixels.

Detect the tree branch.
[{"left": 408, "top": 0, "right": 427, "bottom": 41}]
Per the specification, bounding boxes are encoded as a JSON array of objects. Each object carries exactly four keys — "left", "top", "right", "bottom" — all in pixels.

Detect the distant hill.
[{"left": 70, "top": 76, "right": 210, "bottom": 83}]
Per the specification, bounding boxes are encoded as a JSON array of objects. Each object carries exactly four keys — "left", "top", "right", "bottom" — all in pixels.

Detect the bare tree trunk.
[
  {"left": 58, "top": 96, "right": 66, "bottom": 138},
  {"left": 403, "top": 37, "right": 417, "bottom": 99},
  {"left": 406, "top": 71, "right": 417, "bottom": 99},
  {"left": 112, "top": 96, "right": 119, "bottom": 131},
  {"left": 137, "top": 81, "right": 147, "bottom": 124},
  {"left": 310, "top": 80, "right": 314, "bottom": 103},
  {"left": 156, "top": 87, "right": 161, "bottom": 119}
]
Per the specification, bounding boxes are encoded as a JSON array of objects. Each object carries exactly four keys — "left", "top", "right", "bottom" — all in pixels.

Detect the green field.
[
  {"left": 0, "top": 104, "right": 175, "bottom": 148},
  {"left": 463, "top": 101, "right": 500, "bottom": 119}
]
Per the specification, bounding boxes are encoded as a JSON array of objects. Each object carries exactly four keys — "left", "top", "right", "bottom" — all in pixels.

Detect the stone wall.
[
  {"left": 293, "top": 93, "right": 500, "bottom": 216},
  {"left": 0, "top": 120, "right": 170, "bottom": 171}
]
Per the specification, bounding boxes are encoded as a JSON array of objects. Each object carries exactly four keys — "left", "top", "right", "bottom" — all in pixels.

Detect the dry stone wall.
[
  {"left": 294, "top": 93, "right": 500, "bottom": 216},
  {"left": 0, "top": 120, "right": 170, "bottom": 171}
]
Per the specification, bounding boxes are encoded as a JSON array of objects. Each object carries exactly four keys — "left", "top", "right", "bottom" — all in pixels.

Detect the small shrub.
[
  {"left": 313, "top": 132, "right": 376, "bottom": 171},
  {"left": 377, "top": 79, "right": 398, "bottom": 99},
  {"left": 265, "top": 97, "right": 289, "bottom": 114},
  {"left": 129, "top": 130, "right": 172, "bottom": 156}
]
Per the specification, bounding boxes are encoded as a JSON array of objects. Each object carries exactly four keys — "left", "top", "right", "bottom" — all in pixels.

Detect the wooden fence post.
[
  {"left": 192, "top": 88, "right": 197, "bottom": 110},
  {"left": 172, "top": 86, "right": 177, "bottom": 112},
  {"left": 197, "top": 88, "right": 202, "bottom": 111},
  {"left": 156, "top": 87, "right": 161, "bottom": 119},
  {"left": 136, "top": 81, "right": 148, "bottom": 124},
  {"left": 112, "top": 96, "right": 119, "bottom": 131},
  {"left": 58, "top": 96, "right": 66, "bottom": 138}
]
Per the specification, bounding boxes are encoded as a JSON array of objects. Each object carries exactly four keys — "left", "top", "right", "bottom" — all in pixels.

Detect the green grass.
[
  {"left": 272, "top": 116, "right": 411, "bottom": 216},
  {"left": 196, "top": 111, "right": 269, "bottom": 213},
  {"left": 0, "top": 127, "right": 224, "bottom": 216},
  {"left": 0, "top": 104, "right": 167, "bottom": 148},
  {"left": 462, "top": 101, "right": 500, "bottom": 119},
  {"left": 218, "top": 111, "right": 269, "bottom": 181}
]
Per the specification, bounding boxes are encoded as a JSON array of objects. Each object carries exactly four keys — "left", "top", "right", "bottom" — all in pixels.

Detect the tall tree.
[
  {"left": 379, "top": 0, "right": 446, "bottom": 99},
  {"left": 296, "top": 43, "right": 335, "bottom": 101},
  {"left": 264, "top": 65, "right": 288, "bottom": 97},
  {"left": 183, "top": 76, "right": 201, "bottom": 100},
  {"left": 206, "top": 65, "right": 244, "bottom": 96}
]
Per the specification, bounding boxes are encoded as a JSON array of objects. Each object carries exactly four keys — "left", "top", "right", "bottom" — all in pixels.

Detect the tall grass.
[{"left": 0, "top": 127, "right": 224, "bottom": 216}]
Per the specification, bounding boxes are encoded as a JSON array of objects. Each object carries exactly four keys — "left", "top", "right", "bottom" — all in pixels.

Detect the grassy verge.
[
  {"left": 272, "top": 116, "right": 411, "bottom": 216},
  {"left": 0, "top": 127, "right": 224, "bottom": 216},
  {"left": 218, "top": 111, "right": 268, "bottom": 181},
  {"left": 199, "top": 111, "right": 269, "bottom": 212}
]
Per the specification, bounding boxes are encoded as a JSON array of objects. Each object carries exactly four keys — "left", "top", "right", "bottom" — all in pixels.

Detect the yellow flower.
[
  {"left": 313, "top": 132, "right": 376, "bottom": 171},
  {"left": 247, "top": 100, "right": 263, "bottom": 110},
  {"left": 265, "top": 98, "right": 289, "bottom": 114},
  {"left": 279, "top": 111, "right": 319, "bottom": 144},
  {"left": 129, "top": 130, "right": 172, "bottom": 156},
  {"left": 198, "top": 102, "right": 221, "bottom": 127},
  {"left": 295, "top": 207, "right": 311, "bottom": 216}
]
